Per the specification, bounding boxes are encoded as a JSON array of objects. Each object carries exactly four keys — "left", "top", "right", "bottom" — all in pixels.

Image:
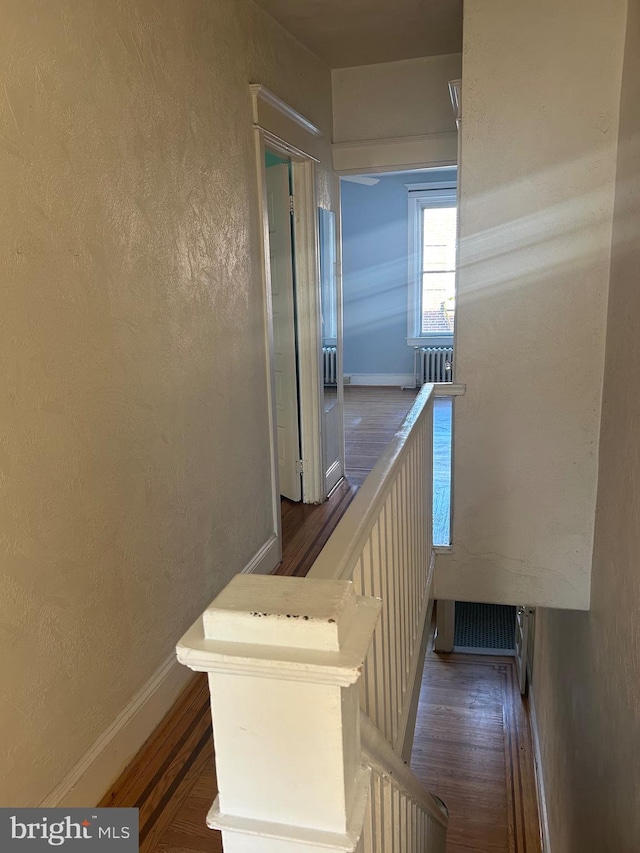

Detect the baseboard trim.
[
  {"left": 452, "top": 646, "right": 515, "bottom": 657},
  {"left": 40, "top": 536, "right": 279, "bottom": 808},
  {"left": 346, "top": 373, "right": 415, "bottom": 387},
  {"left": 40, "top": 654, "right": 194, "bottom": 808},
  {"left": 240, "top": 533, "right": 280, "bottom": 575},
  {"left": 529, "top": 686, "right": 551, "bottom": 853}
]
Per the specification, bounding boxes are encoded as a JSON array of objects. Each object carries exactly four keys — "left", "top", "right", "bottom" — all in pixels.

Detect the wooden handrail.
[
  {"left": 309, "top": 381, "right": 435, "bottom": 750},
  {"left": 360, "top": 711, "right": 449, "bottom": 829},
  {"left": 308, "top": 382, "right": 434, "bottom": 582},
  {"left": 176, "top": 380, "right": 443, "bottom": 851}
]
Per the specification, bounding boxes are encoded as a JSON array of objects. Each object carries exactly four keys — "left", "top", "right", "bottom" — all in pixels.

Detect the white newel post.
[{"left": 176, "top": 574, "right": 381, "bottom": 853}]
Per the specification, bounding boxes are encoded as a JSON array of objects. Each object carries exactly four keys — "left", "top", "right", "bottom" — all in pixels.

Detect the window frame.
[{"left": 406, "top": 183, "right": 458, "bottom": 347}]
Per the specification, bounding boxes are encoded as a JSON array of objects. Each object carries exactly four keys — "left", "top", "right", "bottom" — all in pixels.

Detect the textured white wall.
[
  {"left": 533, "top": 1, "right": 640, "bottom": 847},
  {"left": 436, "top": 0, "right": 626, "bottom": 609},
  {"left": 0, "top": 0, "right": 333, "bottom": 805},
  {"left": 332, "top": 54, "right": 461, "bottom": 144}
]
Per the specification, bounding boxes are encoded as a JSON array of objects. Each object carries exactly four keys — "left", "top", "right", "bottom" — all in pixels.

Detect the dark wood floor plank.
[
  {"left": 276, "top": 479, "right": 357, "bottom": 578},
  {"left": 141, "top": 739, "right": 215, "bottom": 853},
  {"left": 98, "top": 676, "right": 209, "bottom": 809}
]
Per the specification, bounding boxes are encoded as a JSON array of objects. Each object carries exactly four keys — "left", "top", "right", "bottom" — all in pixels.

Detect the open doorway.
[
  {"left": 339, "top": 166, "right": 457, "bottom": 545},
  {"left": 251, "top": 83, "right": 344, "bottom": 572},
  {"left": 262, "top": 149, "right": 346, "bottom": 510}
]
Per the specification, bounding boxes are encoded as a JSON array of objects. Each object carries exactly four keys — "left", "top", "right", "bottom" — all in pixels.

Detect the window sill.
[{"left": 406, "top": 336, "right": 454, "bottom": 348}]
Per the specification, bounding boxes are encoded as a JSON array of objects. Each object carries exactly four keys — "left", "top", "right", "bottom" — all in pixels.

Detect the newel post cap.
[{"left": 176, "top": 574, "right": 381, "bottom": 686}]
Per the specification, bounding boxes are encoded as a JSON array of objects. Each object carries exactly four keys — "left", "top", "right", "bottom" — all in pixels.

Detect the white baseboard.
[
  {"left": 40, "top": 653, "right": 194, "bottom": 808},
  {"left": 529, "top": 686, "right": 551, "bottom": 853},
  {"left": 240, "top": 533, "right": 280, "bottom": 575},
  {"left": 40, "top": 536, "right": 280, "bottom": 808},
  {"left": 345, "top": 373, "right": 415, "bottom": 387}
]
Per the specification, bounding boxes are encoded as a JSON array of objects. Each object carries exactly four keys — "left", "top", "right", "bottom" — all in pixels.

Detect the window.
[{"left": 407, "top": 186, "right": 457, "bottom": 346}]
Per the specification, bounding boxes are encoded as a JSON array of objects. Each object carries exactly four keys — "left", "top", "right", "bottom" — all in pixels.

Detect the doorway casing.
[{"left": 251, "top": 84, "right": 327, "bottom": 564}]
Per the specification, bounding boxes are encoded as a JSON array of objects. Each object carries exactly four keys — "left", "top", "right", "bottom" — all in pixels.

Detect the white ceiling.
[{"left": 253, "top": 0, "right": 463, "bottom": 69}]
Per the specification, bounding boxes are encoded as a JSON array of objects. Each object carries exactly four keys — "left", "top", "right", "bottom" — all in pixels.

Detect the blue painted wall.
[{"left": 341, "top": 168, "right": 456, "bottom": 377}]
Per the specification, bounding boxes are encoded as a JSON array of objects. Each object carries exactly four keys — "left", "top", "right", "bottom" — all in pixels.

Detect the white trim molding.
[
  {"left": 250, "top": 84, "right": 322, "bottom": 138},
  {"left": 448, "top": 79, "right": 462, "bottom": 129},
  {"left": 528, "top": 687, "right": 552, "bottom": 853},
  {"left": 405, "top": 181, "right": 457, "bottom": 192},
  {"left": 258, "top": 126, "right": 318, "bottom": 164},
  {"left": 240, "top": 533, "right": 280, "bottom": 575},
  {"left": 333, "top": 132, "right": 458, "bottom": 174},
  {"left": 40, "top": 653, "right": 194, "bottom": 808},
  {"left": 344, "top": 376, "right": 465, "bottom": 394},
  {"left": 254, "top": 130, "right": 283, "bottom": 554},
  {"left": 345, "top": 373, "right": 415, "bottom": 387},
  {"left": 407, "top": 336, "right": 453, "bottom": 347},
  {"left": 433, "top": 382, "right": 466, "bottom": 396},
  {"left": 252, "top": 86, "right": 326, "bottom": 505},
  {"left": 251, "top": 84, "right": 323, "bottom": 162},
  {"left": 39, "top": 537, "right": 280, "bottom": 808}
]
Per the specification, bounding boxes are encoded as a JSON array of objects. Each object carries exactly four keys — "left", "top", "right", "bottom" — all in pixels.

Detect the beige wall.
[
  {"left": 533, "top": 0, "right": 640, "bottom": 848},
  {"left": 0, "top": 0, "right": 333, "bottom": 805},
  {"left": 436, "top": 0, "right": 627, "bottom": 609},
  {"left": 332, "top": 54, "right": 461, "bottom": 144}
]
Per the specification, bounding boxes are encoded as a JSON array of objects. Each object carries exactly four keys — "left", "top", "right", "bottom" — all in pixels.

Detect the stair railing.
[
  {"left": 308, "top": 382, "right": 435, "bottom": 755},
  {"left": 176, "top": 383, "right": 445, "bottom": 851},
  {"left": 360, "top": 711, "right": 448, "bottom": 852}
]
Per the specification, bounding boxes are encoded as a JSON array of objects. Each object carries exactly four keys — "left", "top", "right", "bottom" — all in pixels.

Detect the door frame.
[
  {"left": 251, "top": 85, "right": 325, "bottom": 546},
  {"left": 320, "top": 179, "right": 346, "bottom": 496},
  {"left": 265, "top": 160, "right": 303, "bottom": 502}
]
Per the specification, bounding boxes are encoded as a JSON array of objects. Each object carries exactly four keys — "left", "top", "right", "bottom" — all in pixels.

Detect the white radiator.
[
  {"left": 323, "top": 345, "right": 337, "bottom": 385},
  {"left": 420, "top": 346, "right": 453, "bottom": 384}
]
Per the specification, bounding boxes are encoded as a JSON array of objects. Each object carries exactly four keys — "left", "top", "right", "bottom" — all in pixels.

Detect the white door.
[{"left": 266, "top": 162, "right": 302, "bottom": 502}]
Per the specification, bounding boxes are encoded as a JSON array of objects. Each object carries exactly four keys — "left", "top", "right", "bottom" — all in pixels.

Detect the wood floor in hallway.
[
  {"left": 411, "top": 648, "right": 541, "bottom": 853},
  {"left": 343, "top": 386, "right": 418, "bottom": 486},
  {"left": 129, "top": 648, "right": 541, "bottom": 853},
  {"left": 101, "top": 387, "right": 540, "bottom": 853},
  {"left": 276, "top": 386, "right": 418, "bottom": 577}
]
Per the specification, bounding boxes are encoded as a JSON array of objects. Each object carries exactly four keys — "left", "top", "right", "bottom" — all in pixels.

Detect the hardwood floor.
[
  {"left": 411, "top": 648, "right": 541, "bottom": 853},
  {"left": 343, "top": 386, "right": 452, "bottom": 545},
  {"left": 343, "top": 386, "right": 418, "bottom": 486},
  {"left": 105, "top": 650, "right": 541, "bottom": 853},
  {"left": 276, "top": 386, "right": 418, "bottom": 578},
  {"left": 276, "top": 479, "right": 357, "bottom": 578},
  {"left": 98, "top": 674, "right": 215, "bottom": 853},
  {"left": 100, "top": 387, "right": 539, "bottom": 853},
  {"left": 154, "top": 741, "right": 221, "bottom": 853}
]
